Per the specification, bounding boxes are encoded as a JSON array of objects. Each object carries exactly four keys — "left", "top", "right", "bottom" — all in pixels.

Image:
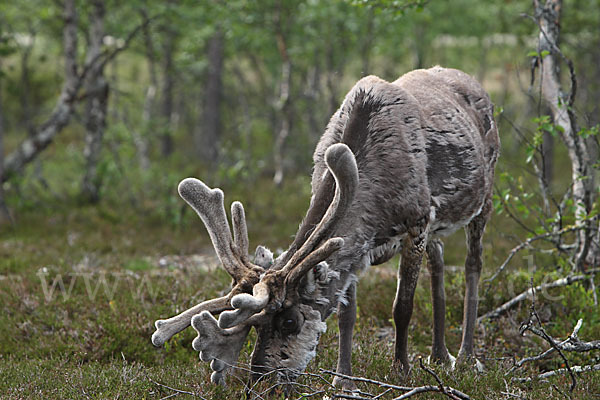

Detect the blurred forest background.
[{"left": 0, "top": 0, "right": 599, "bottom": 398}]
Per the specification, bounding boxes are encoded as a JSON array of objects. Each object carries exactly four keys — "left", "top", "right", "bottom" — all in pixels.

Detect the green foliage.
[{"left": 526, "top": 116, "right": 563, "bottom": 164}]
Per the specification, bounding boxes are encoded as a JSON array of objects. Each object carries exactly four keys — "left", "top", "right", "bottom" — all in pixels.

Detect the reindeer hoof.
[
  {"left": 332, "top": 376, "right": 358, "bottom": 392},
  {"left": 427, "top": 352, "right": 456, "bottom": 370},
  {"left": 456, "top": 353, "right": 484, "bottom": 372},
  {"left": 392, "top": 359, "right": 412, "bottom": 377}
]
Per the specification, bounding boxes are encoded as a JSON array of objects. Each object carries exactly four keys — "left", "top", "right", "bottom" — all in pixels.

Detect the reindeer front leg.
[{"left": 333, "top": 281, "right": 357, "bottom": 391}]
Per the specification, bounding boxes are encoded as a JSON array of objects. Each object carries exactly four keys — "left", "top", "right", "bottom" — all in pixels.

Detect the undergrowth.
[{"left": 1, "top": 195, "right": 599, "bottom": 398}]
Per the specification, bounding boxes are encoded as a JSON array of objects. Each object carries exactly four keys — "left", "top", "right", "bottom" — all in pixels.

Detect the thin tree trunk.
[
  {"left": 412, "top": 23, "right": 426, "bottom": 70},
  {"left": 305, "top": 60, "right": 323, "bottom": 142},
  {"left": 81, "top": 0, "right": 108, "bottom": 203},
  {"left": 272, "top": 60, "right": 291, "bottom": 186},
  {"left": 0, "top": 60, "right": 13, "bottom": 225},
  {"left": 63, "top": 0, "right": 78, "bottom": 98},
  {"left": 324, "top": 15, "right": 348, "bottom": 118},
  {"left": 2, "top": 0, "right": 79, "bottom": 182},
  {"left": 19, "top": 32, "right": 36, "bottom": 137},
  {"left": 195, "top": 29, "right": 224, "bottom": 166},
  {"left": 18, "top": 30, "right": 51, "bottom": 189},
  {"left": 231, "top": 63, "right": 252, "bottom": 165},
  {"left": 160, "top": 24, "right": 176, "bottom": 157},
  {"left": 541, "top": 130, "right": 554, "bottom": 186},
  {"left": 272, "top": 4, "right": 293, "bottom": 186},
  {"left": 361, "top": 9, "right": 374, "bottom": 76},
  {"left": 2, "top": 3, "right": 146, "bottom": 182},
  {"left": 325, "top": 47, "right": 339, "bottom": 118},
  {"left": 135, "top": 8, "right": 156, "bottom": 171},
  {"left": 534, "top": 0, "right": 597, "bottom": 270},
  {"left": 477, "top": 39, "right": 489, "bottom": 83}
]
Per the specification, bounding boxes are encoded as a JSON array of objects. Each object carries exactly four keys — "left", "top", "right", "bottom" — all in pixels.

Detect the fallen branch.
[
  {"left": 190, "top": 358, "right": 471, "bottom": 400},
  {"left": 509, "top": 319, "right": 600, "bottom": 373},
  {"left": 484, "top": 224, "right": 584, "bottom": 287},
  {"left": 518, "top": 281, "right": 577, "bottom": 392},
  {"left": 478, "top": 268, "right": 600, "bottom": 322},
  {"left": 512, "top": 363, "right": 600, "bottom": 383},
  {"left": 320, "top": 369, "right": 470, "bottom": 400},
  {"left": 148, "top": 377, "right": 202, "bottom": 399},
  {"left": 419, "top": 358, "right": 461, "bottom": 400}
]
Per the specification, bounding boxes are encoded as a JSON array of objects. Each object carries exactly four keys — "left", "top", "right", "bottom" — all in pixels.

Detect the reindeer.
[{"left": 151, "top": 66, "right": 499, "bottom": 388}]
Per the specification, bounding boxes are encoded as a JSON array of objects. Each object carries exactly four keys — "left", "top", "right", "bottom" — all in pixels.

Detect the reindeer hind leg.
[
  {"left": 393, "top": 223, "right": 428, "bottom": 374},
  {"left": 426, "top": 238, "right": 455, "bottom": 367},
  {"left": 332, "top": 281, "right": 358, "bottom": 391},
  {"left": 457, "top": 199, "right": 491, "bottom": 367}
]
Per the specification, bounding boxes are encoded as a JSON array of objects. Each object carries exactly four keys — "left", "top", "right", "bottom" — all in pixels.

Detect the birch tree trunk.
[
  {"left": 81, "top": 0, "right": 108, "bottom": 203},
  {"left": 19, "top": 31, "right": 36, "bottom": 137},
  {"left": 195, "top": 29, "right": 224, "bottom": 166},
  {"left": 534, "top": 0, "right": 597, "bottom": 270},
  {"left": 159, "top": 25, "right": 176, "bottom": 157},
  {"left": 2, "top": 1, "right": 145, "bottom": 183},
  {"left": 2, "top": 0, "right": 79, "bottom": 182},
  {"left": 0, "top": 60, "right": 12, "bottom": 224},
  {"left": 272, "top": 8, "right": 293, "bottom": 186},
  {"left": 135, "top": 8, "right": 156, "bottom": 171}
]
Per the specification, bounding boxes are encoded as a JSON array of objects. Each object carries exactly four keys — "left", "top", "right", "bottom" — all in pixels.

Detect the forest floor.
[{"left": 1, "top": 202, "right": 599, "bottom": 399}]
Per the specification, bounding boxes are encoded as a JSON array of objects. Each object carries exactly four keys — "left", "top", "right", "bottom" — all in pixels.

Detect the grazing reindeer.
[{"left": 151, "top": 67, "right": 499, "bottom": 387}]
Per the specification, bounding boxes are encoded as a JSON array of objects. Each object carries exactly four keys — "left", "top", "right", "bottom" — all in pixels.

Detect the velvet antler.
[
  {"left": 151, "top": 179, "right": 263, "bottom": 347},
  {"left": 216, "top": 143, "right": 358, "bottom": 327}
]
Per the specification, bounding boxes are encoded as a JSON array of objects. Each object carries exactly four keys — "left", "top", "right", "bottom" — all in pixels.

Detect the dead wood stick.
[
  {"left": 484, "top": 225, "right": 585, "bottom": 287},
  {"left": 512, "top": 363, "right": 600, "bottom": 383},
  {"left": 478, "top": 269, "right": 600, "bottom": 323},
  {"left": 320, "top": 369, "right": 470, "bottom": 400},
  {"left": 520, "top": 282, "right": 577, "bottom": 392},
  {"left": 148, "top": 377, "right": 201, "bottom": 399},
  {"left": 509, "top": 318, "right": 600, "bottom": 373}
]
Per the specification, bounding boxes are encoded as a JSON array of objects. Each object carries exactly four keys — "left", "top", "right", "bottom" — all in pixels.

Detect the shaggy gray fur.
[
  {"left": 251, "top": 67, "right": 498, "bottom": 382},
  {"left": 151, "top": 67, "right": 499, "bottom": 387}
]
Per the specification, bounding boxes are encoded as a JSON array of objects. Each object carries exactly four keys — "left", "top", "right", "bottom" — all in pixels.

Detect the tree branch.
[
  {"left": 2, "top": 15, "right": 157, "bottom": 182},
  {"left": 478, "top": 268, "right": 600, "bottom": 322},
  {"left": 484, "top": 224, "right": 586, "bottom": 286},
  {"left": 320, "top": 369, "right": 471, "bottom": 400}
]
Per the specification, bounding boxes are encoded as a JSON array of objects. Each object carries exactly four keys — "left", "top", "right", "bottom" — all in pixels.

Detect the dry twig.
[
  {"left": 512, "top": 363, "right": 600, "bottom": 383},
  {"left": 478, "top": 268, "right": 600, "bottom": 322},
  {"left": 320, "top": 369, "right": 471, "bottom": 400},
  {"left": 484, "top": 225, "right": 585, "bottom": 287},
  {"left": 148, "top": 377, "right": 202, "bottom": 399},
  {"left": 509, "top": 318, "right": 600, "bottom": 375}
]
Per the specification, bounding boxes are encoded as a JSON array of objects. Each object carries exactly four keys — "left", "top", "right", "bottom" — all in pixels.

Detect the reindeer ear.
[{"left": 254, "top": 245, "right": 274, "bottom": 269}]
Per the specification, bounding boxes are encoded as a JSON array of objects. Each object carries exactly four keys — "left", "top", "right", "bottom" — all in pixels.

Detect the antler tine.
[
  {"left": 285, "top": 237, "right": 344, "bottom": 289},
  {"left": 231, "top": 201, "right": 249, "bottom": 260},
  {"left": 218, "top": 281, "right": 269, "bottom": 328},
  {"left": 178, "top": 178, "right": 247, "bottom": 281},
  {"left": 190, "top": 309, "right": 270, "bottom": 385},
  {"left": 280, "top": 144, "right": 358, "bottom": 275},
  {"left": 151, "top": 295, "right": 231, "bottom": 347},
  {"left": 216, "top": 145, "right": 357, "bottom": 329}
]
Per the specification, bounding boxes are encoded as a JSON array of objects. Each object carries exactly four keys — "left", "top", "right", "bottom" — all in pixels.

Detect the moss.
[{"left": 1, "top": 184, "right": 599, "bottom": 398}]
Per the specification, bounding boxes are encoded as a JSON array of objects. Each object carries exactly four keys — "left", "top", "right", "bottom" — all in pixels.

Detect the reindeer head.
[{"left": 151, "top": 143, "right": 358, "bottom": 384}]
